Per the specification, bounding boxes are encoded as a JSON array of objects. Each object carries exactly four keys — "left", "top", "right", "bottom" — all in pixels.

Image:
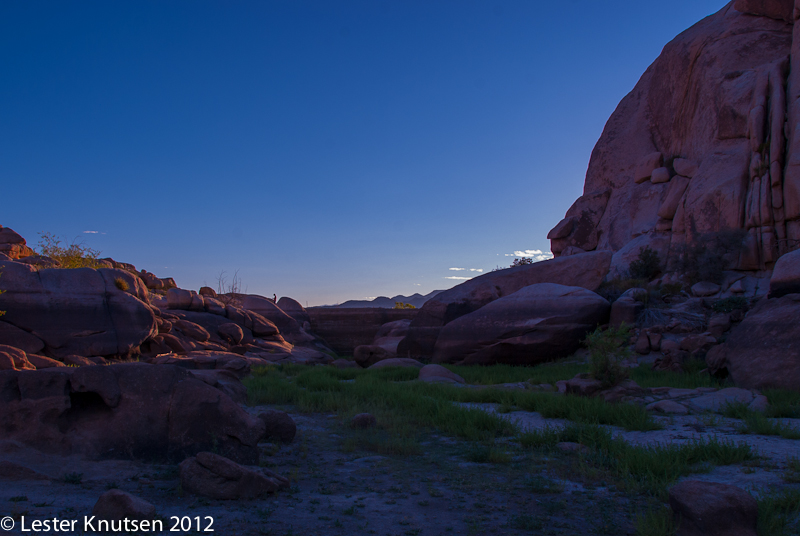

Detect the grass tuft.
[
  {"left": 634, "top": 503, "right": 675, "bottom": 536},
  {"left": 518, "top": 423, "right": 753, "bottom": 496},
  {"left": 757, "top": 488, "right": 800, "bottom": 536}
]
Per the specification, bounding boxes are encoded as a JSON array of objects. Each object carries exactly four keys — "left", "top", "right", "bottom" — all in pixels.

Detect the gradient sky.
[{"left": 1, "top": 0, "right": 729, "bottom": 306}]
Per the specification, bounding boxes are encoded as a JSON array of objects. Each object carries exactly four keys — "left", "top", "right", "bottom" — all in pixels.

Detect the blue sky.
[{"left": 1, "top": 0, "right": 728, "bottom": 305}]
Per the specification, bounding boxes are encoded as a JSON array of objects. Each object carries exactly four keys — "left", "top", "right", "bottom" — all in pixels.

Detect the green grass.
[
  {"left": 757, "top": 488, "right": 800, "bottom": 536},
  {"left": 629, "top": 361, "right": 726, "bottom": 390},
  {"left": 245, "top": 366, "right": 517, "bottom": 446},
  {"left": 518, "top": 423, "right": 754, "bottom": 496},
  {"left": 783, "top": 458, "right": 800, "bottom": 483},
  {"left": 723, "top": 403, "right": 800, "bottom": 439},
  {"left": 246, "top": 365, "right": 661, "bottom": 438},
  {"left": 414, "top": 382, "right": 660, "bottom": 431},
  {"left": 634, "top": 504, "right": 675, "bottom": 536},
  {"left": 764, "top": 389, "right": 800, "bottom": 419}
]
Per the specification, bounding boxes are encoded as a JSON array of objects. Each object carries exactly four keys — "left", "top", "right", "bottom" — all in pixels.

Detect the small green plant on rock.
[
  {"left": 585, "top": 324, "right": 632, "bottom": 388},
  {"left": 629, "top": 246, "right": 661, "bottom": 281},
  {"left": 511, "top": 257, "right": 534, "bottom": 267},
  {"left": 393, "top": 302, "right": 416, "bottom": 309},
  {"left": 114, "top": 277, "right": 129, "bottom": 291}
]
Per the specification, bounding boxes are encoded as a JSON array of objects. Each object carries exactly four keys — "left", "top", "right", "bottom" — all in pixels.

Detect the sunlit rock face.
[{"left": 549, "top": 1, "right": 800, "bottom": 276}]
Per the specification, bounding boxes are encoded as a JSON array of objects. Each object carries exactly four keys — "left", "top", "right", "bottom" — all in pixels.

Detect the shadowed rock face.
[
  {"left": 431, "top": 284, "right": 610, "bottom": 366},
  {"left": 0, "top": 363, "right": 265, "bottom": 464},
  {"left": 549, "top": 2, "right": 799, "bottom": 274},
  {"left": 0, "top": 260, "right": 156, "bottom": 358}
]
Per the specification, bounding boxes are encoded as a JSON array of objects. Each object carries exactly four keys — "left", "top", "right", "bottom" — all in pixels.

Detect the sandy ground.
[{"left": 1, "top": 403, "right": 799, "bottom": 536}]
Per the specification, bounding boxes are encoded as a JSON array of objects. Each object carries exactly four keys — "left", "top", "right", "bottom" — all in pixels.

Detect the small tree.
[
  {"left": 393, "top": 302, "right": 416, "bottom": 309},
  {"left": 585, "top": 324, "right": 632, "bottom": 388},
  {"left": 628, "top": 246, "right": 660, "bottom": 281},
  {"left": 511, "top": 257, "right": 534, "bottom": 267}
]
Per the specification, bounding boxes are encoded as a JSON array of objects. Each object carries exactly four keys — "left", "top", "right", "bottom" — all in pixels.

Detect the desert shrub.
[
  {"left": 36, "top": 232, "right": 101, "bottom": 269},
  {"left": 628, "top": 246, "right": 661, "bottom": 281},
  {"left": 711, "top": 296, "right": 748, "bottom": 313},
  {"left": 585, "top": 324, "right": 631, "bottom": 388},
  {"left": 678, "top": 229, "right": 746, "bottom": 285},
  {"left": 511, "top": 257, "right": 534, "bottom": 267},
  {"left": 393, "top": 302, "right": 416, "bottom": 309},
  {"left": 114, "top": 277, "right": 129, "bottom": 291}
]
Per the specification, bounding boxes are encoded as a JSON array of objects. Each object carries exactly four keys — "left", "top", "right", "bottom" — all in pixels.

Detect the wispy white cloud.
[
  {"left": 504, "top": 249, "right": 554, "bottom": 262},
  {"left": 445, "top": 276, "right": 472, "bottom": 280},
  {"left": 450, "top": 267, "right": 483, "bottom": 272},
  {"left": 449, "top": 267, "right": 466, "bottom": 271},
  {"left": 83, "top": 230, "right": 99, "bottom": 234},
  {"left": 469, "top": 268, "right": 483, "bottom": 273},
  {"left": 364, "top": 296, "right": 377, "bottom": 300}
]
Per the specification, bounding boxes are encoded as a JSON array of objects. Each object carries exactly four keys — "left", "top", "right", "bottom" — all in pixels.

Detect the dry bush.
[
  {"left": 36, "top": 232, "right": 101, "bottom": 269},
  {"left": 216, "top": 270, "right": 244, "bottom": 306}
]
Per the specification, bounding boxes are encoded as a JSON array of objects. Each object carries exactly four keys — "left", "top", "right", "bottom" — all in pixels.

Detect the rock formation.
[
  {"left": 432, "top": 284, "right": 610, "bottom": 365},
  {"left": 548, "top": 1, "right": 800, "bottom": 278},
  {"left": 398, "top": 251, "right": 611, "bottom": 359},
  {"left": 0, "top": 363, "right": 265, "bottom": 463}
]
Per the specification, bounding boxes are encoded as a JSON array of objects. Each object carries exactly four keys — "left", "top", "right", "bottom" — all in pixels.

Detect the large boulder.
[
  {"left": 0, "top": 226, "right": 34, "bottom": 260},
  {"left": 91, "top": 490, "right": 156, "bottom": 521},
  {"left": 0, "top": 260, "right": 156, "bottom": 358},
  {"left": 432, "top": 283, "right": 610, "bottom": 365},
  {"left": 277, "top": 296, "right": 311, "bottom": 326},
  {"left": 0, "top": 363, "right": 265, "bottom": 463},
  {"left": 353, "top": 345, "right": 393, "bottom": 368},
  {"left": 373, "top": 319, "right": 411, "bottom": 354},
  {"left": 706, "top": 293, "right": 800, "bottom": 390},
  {"left": 242, "top": 295, "right": 302, "bottom": 336},
  {"left": 669, "top": 480, "right": 758, "bottom": 536},
  {"left": 549, "top": 4, "right": 799, "bottom": 275},
  {"left": 179, "top": 452, "right": 288, "bottom": 500},
  {"left": 399, "top": 251, "right": 612, "bottom": 358},
  {"left": 769, "top": 248, "right": 800, "bottom": 297}
]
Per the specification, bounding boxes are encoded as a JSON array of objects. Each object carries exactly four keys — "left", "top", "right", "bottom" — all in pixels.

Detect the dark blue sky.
[{"left": 1, "top": 1, "right": 728, "bottom": 305}]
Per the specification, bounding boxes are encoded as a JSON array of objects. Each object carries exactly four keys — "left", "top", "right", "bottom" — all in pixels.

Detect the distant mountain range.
[{"left": 320, "top": 290, "right": 444, "bottom": 309}]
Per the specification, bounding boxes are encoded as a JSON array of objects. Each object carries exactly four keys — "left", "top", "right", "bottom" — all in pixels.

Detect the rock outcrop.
[
  {"left": 548, "top": 2, "right": 800, "bottom": 278},
  {"left": 399, "top": 251, "right": 611, "bottom": 359},
  {"left": 769, "top": 247, "right": 800, "bottom": 296},
  {"left": 179, "top": 451, "right": 289, "bottom": 499},
  {"left": 432, "top": 284, "right": 610, "bottom": 365},
  {"left": 668, "top": 480, "right": 758, "bottom": 536},
  {"left": 0, "top": 226, "right": 34, "bottom": 260},
  {"left": 0, "top": 259, "right": 156, "bottom": 358},
  {"left": 91, "top": 490, "right": 157, "bottom": 521},
  {"left": 307, "top": 308, "right": 418, "bottom": 355},
  {"left": 0, "top": 363, "right": 265, "bottom": 463},
  {"left": 706, "top": 293, "right": 800, "bottom": 390}
]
